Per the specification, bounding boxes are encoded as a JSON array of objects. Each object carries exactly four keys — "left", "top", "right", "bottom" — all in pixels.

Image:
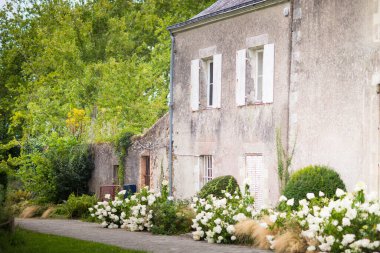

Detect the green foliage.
[
  {"left": 276, "top": 128, "right": 296, "bottom": 192},
  {"left": 198, "top": 176, "right": 240, "bottom": 199},
  {"left": 114, "top": 132, "right": 134, "bottom": 186},
  {"left": 283, "top": 165, "right": 346, "bottom": 205},
  {"left": 5, "top": 189, "right": 32, "bottom": 216},
  {"left": 0, "top": 0, "right": 215, "bottom": 142},
  {"left": 150, "top": 200, "right": 194, "bottom": 235},
  {"left": 6, "top": 190, "right": 32, "bottom": 205},
  {"left": 18, "top": 137, "right": 94, "bottom": 203},
  {"left": 0, "top": 228, "right": 146, "bottom": 253},
  {"left": 58, "top": 193, "right": 98, "bottom": 219},
  {"left": 0, "top": 0, "right": 215, "bottom": 205},
  {"left": 0, "top": 172, "right": 7, "bottom": 203}
]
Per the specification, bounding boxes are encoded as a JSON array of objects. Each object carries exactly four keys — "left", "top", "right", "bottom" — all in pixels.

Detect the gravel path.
[{"left": 16, "top": 218, "right": 269, "bottom": 253}]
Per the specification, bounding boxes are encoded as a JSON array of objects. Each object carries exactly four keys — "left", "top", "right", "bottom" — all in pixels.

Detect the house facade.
[{"left": 164, "top": 0, "right": 380, "bottom": 206}]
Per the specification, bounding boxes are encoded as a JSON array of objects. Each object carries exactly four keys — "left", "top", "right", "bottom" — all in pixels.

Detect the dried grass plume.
[
  {"left": 272, "top": 230, "right": 307, "bottom": 253},
  {"left": 19, "top": 206, "right": 39, "bottom": 218}
]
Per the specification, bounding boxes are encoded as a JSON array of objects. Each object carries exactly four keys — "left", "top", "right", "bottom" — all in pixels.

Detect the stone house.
[
  {"left": 165, "top": 0, "right": 380, "bottom": 207},
  {"left": 91, "top": 0, "right": 380, "bottom": 208}
]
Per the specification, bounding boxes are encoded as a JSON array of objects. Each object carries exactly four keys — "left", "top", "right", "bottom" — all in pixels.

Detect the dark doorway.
[{"left": 141, "top": 156, "right": 150, "bottom": 187}]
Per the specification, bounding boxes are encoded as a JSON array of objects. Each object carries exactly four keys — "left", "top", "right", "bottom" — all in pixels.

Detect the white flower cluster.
[
  {"left": 122, "top": 188, "right": 159, "bottom": 231},
  {"left": 191, "top": 189, "right": 255, "bottom": 244},
  {"left": 89, "top": 182, "right": 170, "bottom": 231},
  {"left": 262, "top": 182, "right": 380, "bottom": 252},
  {"left": 90, "top": 191, "right": 126, "bottom": 229}
]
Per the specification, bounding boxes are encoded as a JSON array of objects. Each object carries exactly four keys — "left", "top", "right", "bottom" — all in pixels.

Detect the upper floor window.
[
  {"left": 190, "top": 54, "right": 222, "bottom": 111},
  {"left": 255, "top": 49, "right": 264, "bottom": 102},
  {"left": 207, "top": 60, "right": 214, "bottom": 107},
  {"left": 236, "top": 43, "right": 274, "bottom": 106}
]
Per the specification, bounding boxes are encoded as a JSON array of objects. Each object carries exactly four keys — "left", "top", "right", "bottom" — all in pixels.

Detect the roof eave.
[{"left": 167, "top": 0, "right": 289, "bottom": 34}]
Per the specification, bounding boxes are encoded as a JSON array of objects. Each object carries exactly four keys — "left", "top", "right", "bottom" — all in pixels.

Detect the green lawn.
[{"left": 0, "top": 229, "right": 146, "bottom": 253}]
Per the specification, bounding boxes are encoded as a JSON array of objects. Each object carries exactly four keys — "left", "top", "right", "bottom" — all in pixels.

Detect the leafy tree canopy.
[
  {"left": 0, "top": 0, "right": 215, "bottom": 202},
  {"left": 0, "top": 0, "right": 215, "bottom": 144}
]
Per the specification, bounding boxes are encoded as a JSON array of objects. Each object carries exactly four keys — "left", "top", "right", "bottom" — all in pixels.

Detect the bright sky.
[{"left": 0, "top": 0, "right": 5, "bottom": 8}]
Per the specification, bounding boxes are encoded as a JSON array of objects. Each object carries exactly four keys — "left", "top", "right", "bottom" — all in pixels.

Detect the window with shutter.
[
  {"left": 207, "top": 60, "right": 214, "bottom": 107},
  {"left": 190, "top": 54, "right": 222, "bottom": 111},
  {"left": 255, "top": 49, "right": 264, "bottom": 102},
  {"left": 236, "top": 43, "right": 274, "bottom": 106},
  {"left": 245, "top": 154, "right": 265, "bottom": 210},
  {"left": 191, "top": 59, "right": 200, "bottom": 111}
]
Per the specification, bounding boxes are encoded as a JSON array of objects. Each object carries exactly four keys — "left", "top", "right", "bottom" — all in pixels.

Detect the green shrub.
[
  {"left": 198, "top": 175, "right": 240, "bottom": 199},
  {"left": 150, "top": 200, "right": 194, "bottom": 235},
  {"left": 283, "top": 165, "right": 346, "bottom": 205},
  {"left": 60, "top": 193, "right": 98, "bottom": 219},
  {"left": 7, "top": 190, "right": 32, "bottom": 204},
  {"left": 0, "top": 171, "right": 7, "bottom": 192},
  {"left": 18, "top": 137, "right": 94, "bottom": 203},
  {"left": 48, "top": 143, "right": 94, "bottom": 203}
]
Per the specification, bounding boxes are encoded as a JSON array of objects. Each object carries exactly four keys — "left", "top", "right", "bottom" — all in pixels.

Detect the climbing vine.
[
  {"left": 276, "top": 128, "right": 296, "bottom": 192},
  {"left": 114, "top": 132, "right": 134, "bottom": 186}
]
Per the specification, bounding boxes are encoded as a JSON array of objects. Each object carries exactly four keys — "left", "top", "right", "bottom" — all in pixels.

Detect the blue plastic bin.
[{"left": 123, "top": 184, "right": 137, "bottom": 198}]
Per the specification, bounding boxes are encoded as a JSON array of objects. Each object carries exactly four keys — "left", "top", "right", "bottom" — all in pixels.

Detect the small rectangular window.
[
  {"left": 207, "top": 61, "right": 214, "bottom": 107},
  {"left": 255, "top": 50, "right": 264, "bottom": 102},
  {"left": 200, "top": 155, "right": 213, "bottom": 187}
]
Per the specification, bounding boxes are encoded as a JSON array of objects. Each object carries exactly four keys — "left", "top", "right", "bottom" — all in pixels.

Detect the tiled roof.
[
  {"left": 168, "top": 0, "right": 266, "bottom": 31},
  {"left": 192, "top": 0, "right": 264, "bottom": 19}
]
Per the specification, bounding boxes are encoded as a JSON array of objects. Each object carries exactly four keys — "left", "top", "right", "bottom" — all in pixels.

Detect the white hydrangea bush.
[
  {"left": 191, "top": 184, "right": 255, "bottom": 244},
  {"left": 262, "top": 182, "right": 380, "bottom": 252},
  {"left": 89, "top": 180, "right": 170, "bottom": 231},
  {"left": 122, "top": 185, "right": 163, "bottom": 231},
  {"left": 89, "top": 190, "right": 127, "bottom": 229}
]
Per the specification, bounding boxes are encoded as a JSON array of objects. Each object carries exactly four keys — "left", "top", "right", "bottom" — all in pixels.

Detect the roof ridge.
[{"left": 168, "top": 0, "right": 268, "bottom": 32}]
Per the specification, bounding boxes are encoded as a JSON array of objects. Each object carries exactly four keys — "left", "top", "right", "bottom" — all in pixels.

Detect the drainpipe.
[
  {"left": 286, "top": 0, "right": 294, "bottom": 162},
  {"left": 168, "top": 31, "right": 175, "bottom": 196},
  {"left": 378, "top": 83, "right": 380, "bottom": 197}
]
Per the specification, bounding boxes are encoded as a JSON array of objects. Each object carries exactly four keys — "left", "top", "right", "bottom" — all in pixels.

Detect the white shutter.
[
  {"left": 262, "top": 44, "right": 274, "bottom": 103},
  {"left": 213, "top": 54, "right": 222, "bottom": 108},
  {"left": 236, "top": 49, "right": 246, "bottom": 106},
  {"left": 246, "top": 155, "right": 265, "bottom": 210},
  {"left": 191, "top": 59, "right": 200, "bottom": 111}
]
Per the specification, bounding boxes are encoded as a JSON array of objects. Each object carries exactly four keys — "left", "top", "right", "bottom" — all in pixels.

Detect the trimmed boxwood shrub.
[
  {"left": 283, "top": 165, "right": 346, "bottom": 205},
  {"left": 198, "top": 175, "right": 240, "bottom": 199}
]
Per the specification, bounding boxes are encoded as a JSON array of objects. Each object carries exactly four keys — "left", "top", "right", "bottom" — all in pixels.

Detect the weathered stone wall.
[
  {"left": 172, "top": 1, "right": 292, "bottom": 204},
  {"left": 89, "top": 114, "right": 169, "bottom": 196},
  {"left": 288, "top": 0, "right": 380, "bottom": 195},
  {"left": 88, "top": 143, "right": 119, "bottom": 196},
  {"left": 126, "top": 114, "right": 169, "bottom": 192}
]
